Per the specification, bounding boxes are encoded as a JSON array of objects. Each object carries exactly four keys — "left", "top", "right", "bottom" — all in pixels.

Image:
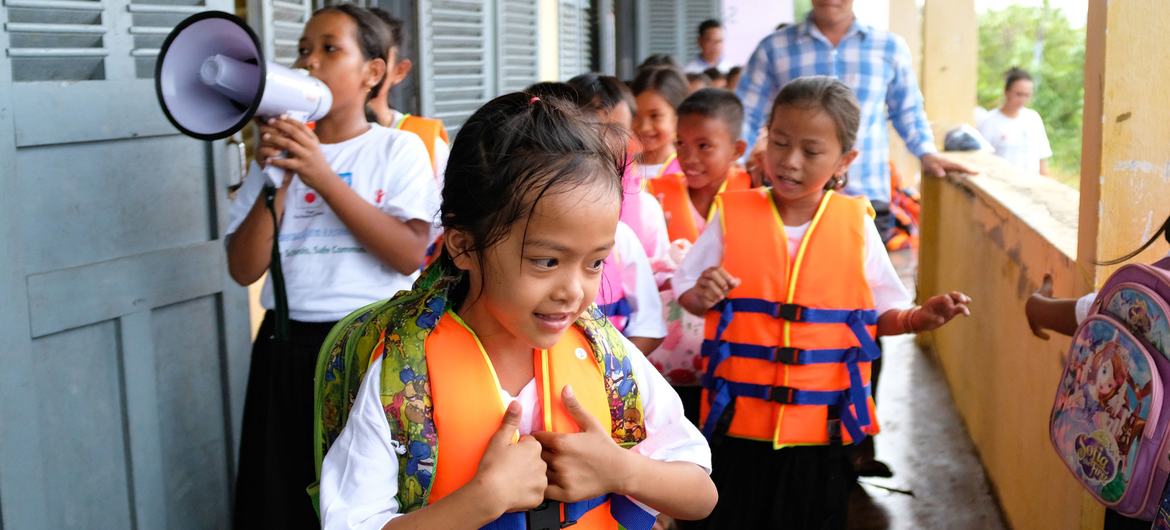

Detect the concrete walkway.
[{"left": 848, "top": 250, "right": 1007, "bottom": 530}]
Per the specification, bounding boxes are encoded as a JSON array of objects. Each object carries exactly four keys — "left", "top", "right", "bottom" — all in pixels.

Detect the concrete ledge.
[{"left": 917, "top": 151, "right": 1103, "bottom": 529}]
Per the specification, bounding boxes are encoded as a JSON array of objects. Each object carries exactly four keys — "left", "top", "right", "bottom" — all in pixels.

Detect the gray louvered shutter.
[
  {"left": 249, "top": 0, "right": 312, "bottom": 67},
  {"left": 496, "top": 0, "right": 539, "bottom": 93},
  {"left": 4, "top": 0, "right": 107, "bottom": 82},
  {"left": 642, "top": 0, "right": 683, "bottom": 62},
  {"left": 420, "top": 0, "right": 493, "bottom": 136},
  {"left": 684, "top": 0, "right": 719, "bottom": 63},
  {"left": 558, "top": 0, "right": 588, "bottom": 80}
]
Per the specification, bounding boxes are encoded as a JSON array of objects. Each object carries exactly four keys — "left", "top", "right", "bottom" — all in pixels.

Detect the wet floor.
[{"left": 847, "top": 250, "right": 1007, "bottom": 530}]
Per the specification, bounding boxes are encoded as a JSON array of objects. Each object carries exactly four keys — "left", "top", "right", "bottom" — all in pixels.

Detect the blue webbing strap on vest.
[
  {"left": 598, "top": 298, "right": 633, "bottom": 319},
  {"left": 699, "top": 298, "right": 880, "bottom": 443},
  {"left": 480, "top": 494, "right": 655, "bottom": 530}
]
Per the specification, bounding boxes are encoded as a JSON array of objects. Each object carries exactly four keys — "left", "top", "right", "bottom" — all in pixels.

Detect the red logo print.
[
  {"left": 375, "top": 189, "right": 385, "bottom": 204},
  {"left": 304, "top": 192, "right": 317, "bottom": 204}
]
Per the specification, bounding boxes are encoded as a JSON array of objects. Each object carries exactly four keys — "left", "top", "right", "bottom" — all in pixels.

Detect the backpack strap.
[{"left": 577, "top": 306, "right": 648, "bottom": 447}]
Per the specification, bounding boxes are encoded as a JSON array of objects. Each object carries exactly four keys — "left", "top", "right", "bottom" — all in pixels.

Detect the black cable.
[{"left": 263, "top": 183, "right": 290, "bottom": 342}]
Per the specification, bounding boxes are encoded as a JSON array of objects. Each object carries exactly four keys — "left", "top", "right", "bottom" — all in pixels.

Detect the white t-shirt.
[
  {"left": 226, "top": 125, "right": 441, "bottom": 322},
  {"left": 977, "top": 107, "right": 1053, "bottom": 175},
  {"left": 673, "top": 208, "right": 913, "bottom": 315},
  {"left": 683, "top": 56, "right": 734, "bottom": 74},
  {"left": 614, "top": 222, "right": 667, "bottom": 340},
  {"left": 319, "top": 328, "right": 712, "bottom": 530},
  {"left": 386, "top": 109, "right": 450, "bottom": 188}
]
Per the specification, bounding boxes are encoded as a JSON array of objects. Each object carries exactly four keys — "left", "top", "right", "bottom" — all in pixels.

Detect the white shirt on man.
[{"left": 226, "top": 124, "right": 440, "bottom": 322}]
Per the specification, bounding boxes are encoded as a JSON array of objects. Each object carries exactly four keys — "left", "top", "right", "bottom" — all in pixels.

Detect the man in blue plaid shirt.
[{"left": 737, "top": 0, "right": 970, "bottom": 239}]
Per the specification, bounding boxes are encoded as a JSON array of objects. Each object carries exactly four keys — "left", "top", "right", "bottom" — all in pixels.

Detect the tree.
[{"left": 977, "top": 4, "right": 1085, "bottom": 186}]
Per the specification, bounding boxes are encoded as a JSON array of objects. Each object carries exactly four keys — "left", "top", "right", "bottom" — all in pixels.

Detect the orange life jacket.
[
  {"left": 420, "top": 312, "right": 649, "bottom": 529},
  {"left": 698, "top": 189, "right": 881, "bottom": 448},
  {"left": 646, "top": 167, "right": 751, "bottom": 243},
  {"left": 394, "top": 114, "right": 449, "bottom": 174}
]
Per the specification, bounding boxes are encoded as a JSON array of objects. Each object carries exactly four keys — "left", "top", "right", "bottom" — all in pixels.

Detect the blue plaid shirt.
[{"left": 736, "top": 16, "right": 937, "bottom": 203}]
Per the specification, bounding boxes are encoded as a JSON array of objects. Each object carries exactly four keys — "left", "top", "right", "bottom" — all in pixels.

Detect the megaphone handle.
[
  {"left": 264, "top": 160, "right": 287, "bottom": 188},
  {"left": 263, "top": 183, "right": 291, "bottom": 342}
]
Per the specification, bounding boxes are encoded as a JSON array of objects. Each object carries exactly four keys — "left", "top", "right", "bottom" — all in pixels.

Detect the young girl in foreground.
[
  {"left": 676, "top": 76, "right": 970, "bottom": 529},
  {"left": 319, "top": 93, "right": 716, "bottom": 529}
]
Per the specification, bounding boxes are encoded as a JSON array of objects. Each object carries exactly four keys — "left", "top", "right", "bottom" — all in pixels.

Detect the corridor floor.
[{"left": 847, "top": 250, "right": 1007, "bottom": 530}]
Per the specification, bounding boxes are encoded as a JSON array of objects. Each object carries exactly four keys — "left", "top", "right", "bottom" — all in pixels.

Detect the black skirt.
[
  {"left": 233, "top": 312, "right": 338, "bottom": 530},
  {"left": 686, "top": 436, "right": 854, "bottom": 530}
]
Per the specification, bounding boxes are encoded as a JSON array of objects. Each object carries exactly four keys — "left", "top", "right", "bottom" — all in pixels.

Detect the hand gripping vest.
[
  {"left": 646, "top": 167, "right": 751, "bottom": 243},
  {"left": 699, "top": 189, "right": 881, "bottom": 448},
  {"left": 311, "top": 261, "right": 656, "bottom": 530},
  {"left": 597, "top": 247, "right": 630, "bottom": 332}
]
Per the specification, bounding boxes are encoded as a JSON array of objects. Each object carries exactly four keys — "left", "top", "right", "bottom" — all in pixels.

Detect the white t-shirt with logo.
[
  {"left": 227, "top": 124, "right": 440, "bottom": 322},
  {"left": 977, "top": 107, "right": 1053, "bottom": 175}
]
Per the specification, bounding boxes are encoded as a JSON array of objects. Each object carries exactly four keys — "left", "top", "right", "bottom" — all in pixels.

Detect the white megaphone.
[{"left": 155, "top": 11, "right": 332, "bottom": 187}]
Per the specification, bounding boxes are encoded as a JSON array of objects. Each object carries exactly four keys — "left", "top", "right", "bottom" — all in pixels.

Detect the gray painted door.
[{"left": 0, "top": 0, "right": 252, "bottom": 528}]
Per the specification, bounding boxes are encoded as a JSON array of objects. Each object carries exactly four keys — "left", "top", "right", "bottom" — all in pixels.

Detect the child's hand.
[
  {"left": 532, "top": 385, "right": 630, "bottom": 503},
  {"left": 684, "top": 267, "right": 740, "bottom": 312},
  {"left": 913, "top": 291, "right": 972, "bottom": 332},
  {"left": 471, "top": 401, "right": 547, "bottom": 514},
  {"left": 257, "top": 116, "right": 335, "bottom": 193},
  {"left": 1026, "top": 274, "right": 1056, "bottom": 340}
]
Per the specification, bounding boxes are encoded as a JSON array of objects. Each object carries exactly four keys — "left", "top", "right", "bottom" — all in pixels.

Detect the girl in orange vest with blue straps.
[
  {"left": 675, "top": 76, "right": 972, "bottom": 529},
  {"left": 319, "top": 93, "right": 715, "bottom": 530}
]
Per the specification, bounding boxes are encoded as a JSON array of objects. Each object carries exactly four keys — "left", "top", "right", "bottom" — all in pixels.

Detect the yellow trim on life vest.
[
  {"left": 773, "top": 190, "right": 835, "bottom": 449},
  {"left": 448, "top": 310, "right": 508, "bottom": 418},
  {"left": 656, "top": 151, "right": 678, "bottom": 179},
  {"left": 540, "top": 348, "right": 554, "bottom": 430}
]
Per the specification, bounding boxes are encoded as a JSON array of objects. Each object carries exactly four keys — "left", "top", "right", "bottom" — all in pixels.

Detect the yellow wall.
[
  {"left": 1082, "top": 0, "right": 1170, "bottom": 279},
  {"left": 918, "top": 154, "right": 1100, "bottom": 529}
]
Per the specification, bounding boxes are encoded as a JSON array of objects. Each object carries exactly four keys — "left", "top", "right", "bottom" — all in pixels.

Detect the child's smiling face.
[
  {"left": 676, "top": 113, "right": 745, "bottom": 192},
  {"left": 451, "top": 176, "right": 621, "bottom": 354},
  {"left": 633, "top": 89, "right": 677, "bottom": 160}
]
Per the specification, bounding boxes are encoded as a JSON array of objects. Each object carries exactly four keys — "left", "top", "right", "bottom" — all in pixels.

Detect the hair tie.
[{"left": 529, "top": 96, "right": 540, "bottom": 105}]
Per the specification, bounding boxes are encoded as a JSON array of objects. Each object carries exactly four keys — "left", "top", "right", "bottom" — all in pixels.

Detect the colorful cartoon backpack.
[
  {"left": 306, "top": 261, "right": 650, "bottom": 525},
  {"left": 1050, "top": 258, "right": 1170, "bottom": 520}
]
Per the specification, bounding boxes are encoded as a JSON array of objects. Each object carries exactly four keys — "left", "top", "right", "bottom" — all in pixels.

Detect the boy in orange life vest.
[
  {"left": 367, "top": 7, "right": 449, "bottom": 184},
  {"left": 647, "top": 88, "right": 752, "bottom": 246},
  {"left": 675, "top": 77, "right": 971, "bottom": 529}
]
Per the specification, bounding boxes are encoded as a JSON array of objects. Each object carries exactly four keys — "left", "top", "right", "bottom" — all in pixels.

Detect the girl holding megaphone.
[{"left": 223, "top": 5, "right": 440, "bottom": 529}]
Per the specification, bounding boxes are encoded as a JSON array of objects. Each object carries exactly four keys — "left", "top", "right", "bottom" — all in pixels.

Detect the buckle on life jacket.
[
  {"left": 526, "top": 500, "right": 568, "bottom": 529},
  {"left": 765, "top": 385, "right": 798, "bottom": 404},
  {"left": 776, "top": 303, "right": 804, "bottom": 321},
  {"left": 774, "top": 347, "right": 802, "bottom": 364}
]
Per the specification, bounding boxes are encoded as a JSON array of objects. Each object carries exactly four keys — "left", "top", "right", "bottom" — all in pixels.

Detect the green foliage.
[{"left": 978, "top": 5, "right": 1085, "bottom": 185}]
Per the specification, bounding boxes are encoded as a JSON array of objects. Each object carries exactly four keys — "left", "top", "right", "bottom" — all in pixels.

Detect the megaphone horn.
[{"left": 154, "top": 11, "right": 332, "bottom": 141}]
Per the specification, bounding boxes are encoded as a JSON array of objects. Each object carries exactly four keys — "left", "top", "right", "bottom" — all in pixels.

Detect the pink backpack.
[{"left": 1050, "top": 258, "right": 1170, "bottom": 520}]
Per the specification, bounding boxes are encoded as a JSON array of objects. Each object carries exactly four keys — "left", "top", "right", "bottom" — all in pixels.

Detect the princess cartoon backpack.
[{"left": 1050, "top": 257, "right": 1170, "bottom": 521}]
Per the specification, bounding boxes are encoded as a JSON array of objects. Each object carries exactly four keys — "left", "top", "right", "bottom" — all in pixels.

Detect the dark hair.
[
  {"left": 441, "top": 93, "right": 626, "bottom": 296},
  {"left": 637, "top": 54, "right": 677, "bottom": 71},
  {"left": 312, "top": 4, "right": 390, "bottom": 100},
  {"left": 702, "top": 67, "right": 725, "bottom": 81},
  {"left": 523, "top": 81, "right": 580, "bottom": 102},
  {"left": 678, "top": 88, "right": 744, "bottom": 141},
  {"left": 686, "top": 72, "right": 711, "bottom": 88},
  {"left": 770, "top": 76, "right": 860, "bottom": 153},
  {"left": 632, "top": 66, "right": 688, "bottom": 108},
  {"left": 567, "top": 73, "right": 636, "bottom": 117},
  {"left": 366, "top": 6, "right": 403, "bottom": 50},
  {"left": 775, "top": 22, "right": 791, "bottom": 31},
  {"left": 698, "top": 19, "right": 722, "bottom": 38},
  {"left": 1004, "top": 66, "right": 1033, "bottom": 92},
  {"left": 1099, "top": 214, "right": 1170, "bottom": 266}
]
